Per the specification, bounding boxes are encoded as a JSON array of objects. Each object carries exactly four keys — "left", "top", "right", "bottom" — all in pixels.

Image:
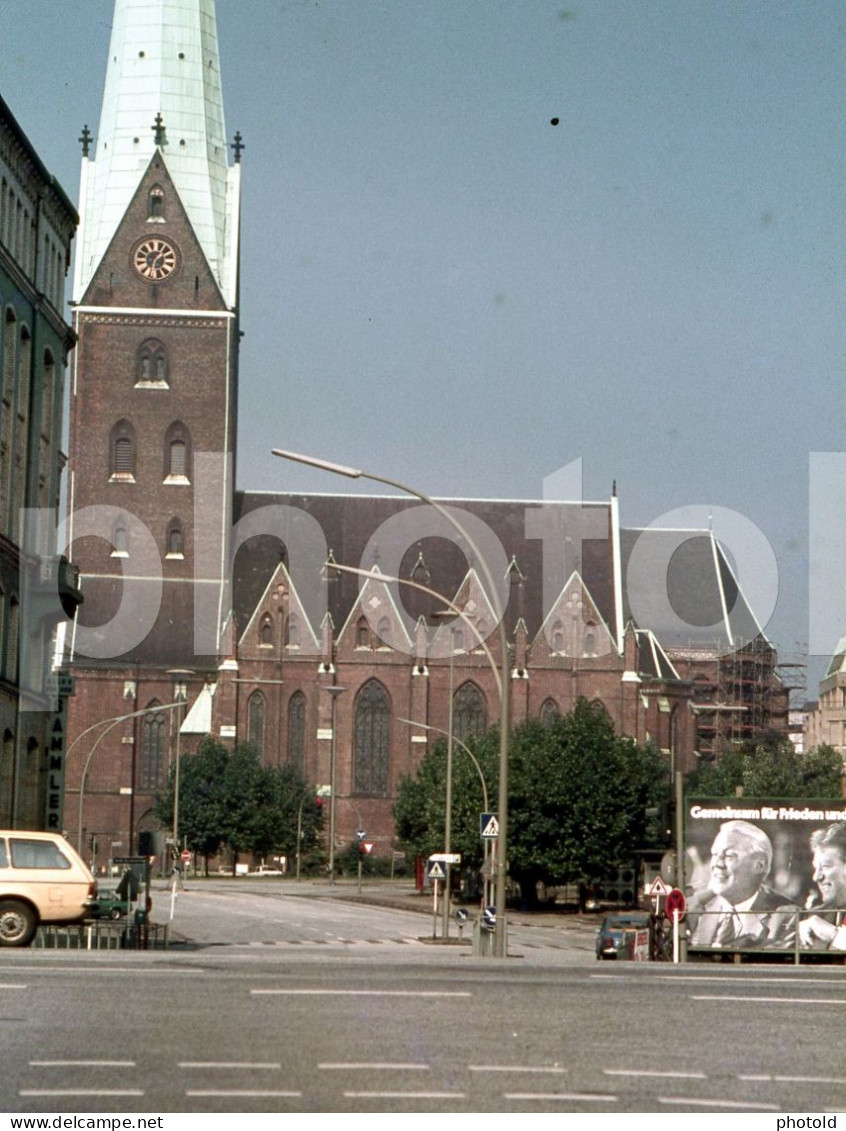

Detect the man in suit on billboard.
[
  {"left": 688, "top": 820, "right": 796, "bottom": 949},
  {"left": 799, "top": 822, "right": 846, "bottom": 950}
]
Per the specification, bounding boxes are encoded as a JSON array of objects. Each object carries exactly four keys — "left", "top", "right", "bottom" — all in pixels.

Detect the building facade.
[
  {"left": 63, "top": 0, "right": 788, "bottom": 869},
  {"left": 0, "top": 96, "right": 78, "bottom": 828}
]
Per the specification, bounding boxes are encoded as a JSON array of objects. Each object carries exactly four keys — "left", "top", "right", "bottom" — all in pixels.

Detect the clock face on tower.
[{"left": 132, "top": 236, "right": 179, "bottom": 281}]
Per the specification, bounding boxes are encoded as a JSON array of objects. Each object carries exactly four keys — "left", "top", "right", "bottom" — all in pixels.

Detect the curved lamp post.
[
  {"left": 397, "top": 717, "right": 490, "bottom": 811},
  {"left": 75, "top": 699, "right": 185, "bottom": 855},
  {"left": 330, "top": 560, "right": 495, "bottom": 937},
  {"left": 271, "top": 447, "right": 511, "bottom": 957}
]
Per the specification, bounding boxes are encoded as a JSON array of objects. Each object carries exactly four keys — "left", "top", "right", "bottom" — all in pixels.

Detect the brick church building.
[{"left": 63, "top": 0, "right": 786, "bottom": 869}]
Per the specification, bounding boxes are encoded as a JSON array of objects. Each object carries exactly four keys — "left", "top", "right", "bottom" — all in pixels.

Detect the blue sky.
[{"left": 6, "top": 1, "right": 844, "bottom": 683}]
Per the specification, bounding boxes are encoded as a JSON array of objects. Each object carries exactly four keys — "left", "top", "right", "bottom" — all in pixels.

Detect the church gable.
[
  {"left": 238, "top": 562, "right": 320, "bottom": 658},
  {"left": 81, "top": 153, "right": 226, "bottom": 310},
  {"left": 337, "top": 567, "right": 413, "bottom": 656},
  {"left": 430, "top": 568, "right": 500, "bottom": 659},
  {"left": 531, "top": 571, "right": 617, "bottom": 660}
]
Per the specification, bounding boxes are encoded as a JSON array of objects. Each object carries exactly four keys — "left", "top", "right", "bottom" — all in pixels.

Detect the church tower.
[{"left": 65, "top": 0, "right": 241, "bottom": 856}]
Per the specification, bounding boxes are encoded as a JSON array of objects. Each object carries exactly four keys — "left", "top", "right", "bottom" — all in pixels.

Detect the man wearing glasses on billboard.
[
  {"left": 689, "top": 820, "right": 796, "bottom": 949},
  {"left": 799, "top": 823, "right": 846, "bottom": 951}
]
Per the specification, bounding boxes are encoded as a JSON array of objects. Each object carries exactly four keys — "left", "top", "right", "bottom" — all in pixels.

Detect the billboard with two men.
[{"left": 684, "top": 798, "right": 846, "bottom": 952}]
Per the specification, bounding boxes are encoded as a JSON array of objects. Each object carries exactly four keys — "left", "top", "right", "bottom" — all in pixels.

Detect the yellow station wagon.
[{"left": 0, "top": 831, "right": 96, "bottom": 946}]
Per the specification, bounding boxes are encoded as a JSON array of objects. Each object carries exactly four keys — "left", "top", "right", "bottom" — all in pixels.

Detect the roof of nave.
[{"left": 230, "top": 491, "right": 755, "bottom": 659}]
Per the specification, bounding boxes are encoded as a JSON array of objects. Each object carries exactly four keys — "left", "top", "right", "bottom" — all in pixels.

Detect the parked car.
[
  {"left": 0, "top": 831, "right": 96, "bottom": 947},
  {"left": 595, "top": 911, "right": 652, "bottom": 960},
  {"left": 251, "top": 866, "right": 284, "bottom": 877},
  {"left": 87, "top": 887, "right": 130, "bottom": 920}
]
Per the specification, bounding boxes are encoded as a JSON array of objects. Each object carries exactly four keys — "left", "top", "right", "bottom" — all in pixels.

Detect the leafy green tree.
[
  {"left": 687, "top": 731, "right": 843, "bottom": 799},
  {"left": 394, "top": 698, "right": 667, "bottom": 900},
  {"left": 154, "top": 739, "right": 230, "bottom": 866},
  {"left": 155, "top": 739, "right": 323, "bottom": 872},
  {"left": 393, "top": 729, "right": 499, "bottom": 868},
  {"left": 250, "top": 762, "right": 323, "bottom": 863},
  {"left": 508, "top": 701, "right": 666, "bottom": 899}
]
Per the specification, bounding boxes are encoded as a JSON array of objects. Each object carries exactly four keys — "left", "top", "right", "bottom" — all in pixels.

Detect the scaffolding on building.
[{"left": 680, "top": 636, "right": 791, "bottom": 760}]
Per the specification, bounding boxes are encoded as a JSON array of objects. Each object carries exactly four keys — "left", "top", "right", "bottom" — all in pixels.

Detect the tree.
[
  {"left": 508, "top": 701, "right": 666, "bottom": 900},
  {"left": 250, "top": 762, "right": 323, "bottom": 863},
  {"left": 155, "top": 739, "right": 323, "bottom": 871},
  {"left": 687, "top": 731, "right": 843, "bottom": 799},
  {"left": 393, "top": 730, "right": 499, "bottom": 868},
  {"left": 154, "top": 739, "right": 230, "bottom": 865},
  {"left": 393, "top": 698, "right": 667, "bottom": 899}
]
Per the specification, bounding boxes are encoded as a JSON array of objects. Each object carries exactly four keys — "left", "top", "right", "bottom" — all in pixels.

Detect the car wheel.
[
  {"left": 0, "top": 900, "right": 38, "bottom": 947},
  {"left": 108, "top": 908, "right": 123, "bottom": 920}
]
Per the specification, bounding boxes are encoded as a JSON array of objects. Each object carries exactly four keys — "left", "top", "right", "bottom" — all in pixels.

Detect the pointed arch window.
[
  {"left": 540, "top": 698, "right": 560, "bottom": 727},
  {"left": 260, "top": 616, "right": 273, "bottom": 646},
  {"left": 354, "top": 679, "right": 390, "bottom": 796},
  {"left": 376, "top": 617, "right": 391, "bottom": 648},
  {"left": 140, "top": 702, "right": 165, "bottom": 790},
  {"left": 164, "top": 421, "right": 190, "bottom": 483},
  {"left": 288, "top": 691, "right": 306, "bottom": 772},
  {"left": 356, "top": 617, "right": 369, "bottom": 649},
  {"left": 285, "top": 617, "right": 300, "bottom": 649},
  {"left": 136, "top": 339, "right": 168, "bottom": 387},
  {"left": 248, "top": 691, "right": 265, "bottom": 758},
  {"left": 454, "top": 681, "right": 487, "bottom": 741},
  {"left": 109, "top": 419, "right": 136, "bottom": 481},
  {"left": 166, "top": 518, "right": 184, "bottom": 559}
]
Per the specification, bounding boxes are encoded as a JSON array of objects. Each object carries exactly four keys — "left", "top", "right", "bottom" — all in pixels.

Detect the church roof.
[
  {"left": 233, "top": 491, "right": 757, "bottom": 660},
  {"left": 74, "top": 0, "right": 239, "bottom": 304}
]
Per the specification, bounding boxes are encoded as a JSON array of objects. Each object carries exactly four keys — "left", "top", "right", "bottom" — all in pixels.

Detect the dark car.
[{"left": 595, "top": 912, "right": 651, "bottom": 960}]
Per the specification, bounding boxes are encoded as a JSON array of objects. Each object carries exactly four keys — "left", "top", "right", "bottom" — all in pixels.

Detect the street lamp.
[
  {"left": 166, "top": 670, "right": 192, "bottom": 861},
  {"left": 271, "top": 447, "right": 511, "bottom": 957},
  {"left": 75, "top": 700, "right": 185, "bottom": 855},
  {"left": 323, "top": 684, "right": 347, "bottom": 884}
]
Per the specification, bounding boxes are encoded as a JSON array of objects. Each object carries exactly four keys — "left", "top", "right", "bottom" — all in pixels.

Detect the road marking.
[
  {"left": 592, "top": 974, "right": 846, "bottom": 986},
  {"left": 660, "top": 1097, "right": 780, "bottom": 1111},
  {"left": 469, "top": 1066, "right": 566, "bottom": 1074},
  {"left": 186, "top": 1090, "right": 301, "bottom": 1098},
  {"left": 691, "top": 995, "right": 846, "bottom": 1005},
  {"left": 319, "top": 1063, "right": 429, "bottom": 1071},
  {"left": 20, "top": 1090, "right": 144, "bottom": 1098},
  {"left": 739, "top": 1074, "right": 846, "bottom": 1085},
  {"left": 343, "top": 1091, "right": 465, "bottom": 1100},
  {"left": 504, "top": 1092, "right": 616, "bottom": 1103},
  {"left": 251, "top": 989, "right": 471, "bottom": 998},
  {"left": 0, "top": 966, "right": 201, "bottom": 976},
  {"left": 604, "top": 1069, "right": 707, "bottom": 1079},
  {"left": 0, "top": 984, "right": 27, "bottom": 990},
  {"left": 179, "top": 1062, "right": 281, "bottom": 1070},
  {"left": 30, "top": 1060, "right": 136, "bottom": 1068}
]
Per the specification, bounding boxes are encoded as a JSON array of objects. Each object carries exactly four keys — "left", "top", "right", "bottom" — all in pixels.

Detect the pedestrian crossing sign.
[
  {"left": 427, "top": 860, "right": 447, "bottom": 881},
  {"left": 480, "top": 813, "right": 499, "bottom": 840}
]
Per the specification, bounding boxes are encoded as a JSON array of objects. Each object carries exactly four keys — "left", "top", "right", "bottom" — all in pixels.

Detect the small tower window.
[
  {"left": 260, "top": 617, "right": 273, "bottom": 646},
  {"left": 163, "top": 421, "right": 191, "bottom": 483},
  {"left": 109, "top": 419, "right": 136, "bottom": 481},
  {"left": 111, "top": 516, "right": 129, "bottom": 557},
  {"left": 148, "top": 185, "right": 165, "bottom": 221},
  {"left": 136, "top": 339, "right": 168, "bottom": 387},
  {"left": 169, "top": 440, "right": 186, "bottom": 476},
  {"left": 165, "top": 518, "right": 184, "bottom": 559},
  {"left": 356, "top": 617, "right": 369, "bottom": 649}
]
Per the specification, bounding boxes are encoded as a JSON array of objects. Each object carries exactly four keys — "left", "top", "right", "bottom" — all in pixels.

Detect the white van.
[{"left": 0, "top": 831, "right": 96, "bottom": 946}]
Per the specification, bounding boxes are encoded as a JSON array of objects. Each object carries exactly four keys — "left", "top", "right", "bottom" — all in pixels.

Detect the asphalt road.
[{"left": 1, "top": 883, "right": 844, "bottom": 1115}]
